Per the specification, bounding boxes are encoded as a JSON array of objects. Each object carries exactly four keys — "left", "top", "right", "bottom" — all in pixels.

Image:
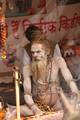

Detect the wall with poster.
[
  {"left": 0, "top": 0, "right": 80, "bottom": 83},
  {"left": 6, "top": 0, "right": 80, "bottom": 42}
]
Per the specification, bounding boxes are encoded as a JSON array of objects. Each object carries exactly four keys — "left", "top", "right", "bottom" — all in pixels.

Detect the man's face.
[
  {"left": 31, "top": 43, "right": 48, "bottom": 81},
  {"left": 31, "top": 43, "right": 47, "bottom": 61}
]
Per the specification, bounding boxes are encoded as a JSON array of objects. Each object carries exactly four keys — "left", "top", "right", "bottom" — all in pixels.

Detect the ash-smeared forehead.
[{"left": 31, "top": 43, "right": 44, "bottom": 52}]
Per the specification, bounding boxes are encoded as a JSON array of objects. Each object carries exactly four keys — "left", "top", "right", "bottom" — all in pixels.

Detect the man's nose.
[
  {"left": 33, "top": 52, "right": 37, "bottom": 57},
  {"left": 0, "top": 7, "right": 2, "bottom": 11}
]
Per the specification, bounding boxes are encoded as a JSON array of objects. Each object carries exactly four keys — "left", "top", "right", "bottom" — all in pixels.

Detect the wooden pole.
[{"left": 14, "top": 66, "right": 21, "bottom": 120}]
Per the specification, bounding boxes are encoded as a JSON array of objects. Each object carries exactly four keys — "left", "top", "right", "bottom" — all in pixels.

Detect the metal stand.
[{"left": 13, "top": 66, "right": 21, "bottom": 120}]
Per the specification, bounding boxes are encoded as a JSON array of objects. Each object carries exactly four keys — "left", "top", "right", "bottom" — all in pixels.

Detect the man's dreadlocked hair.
[{"left": 25, "top": 25, "right": 42, "bottom": 42}]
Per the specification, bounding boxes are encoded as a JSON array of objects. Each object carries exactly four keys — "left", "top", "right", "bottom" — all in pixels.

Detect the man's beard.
[{"left": 31, "top": 59, "right": 48, "bottom": 82}]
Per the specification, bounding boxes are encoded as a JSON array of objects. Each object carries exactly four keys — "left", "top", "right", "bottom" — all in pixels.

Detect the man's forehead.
[{"left": 31, "top": 43, "right": 44, "bottom": 51}]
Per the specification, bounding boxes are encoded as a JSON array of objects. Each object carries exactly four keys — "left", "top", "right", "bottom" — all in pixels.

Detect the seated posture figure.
[
  {"left": 23, "top": 38, "right": 79, "bottom": 116},
  {"left": 5, "top": 38, "right": 80, "bottom": 120}
]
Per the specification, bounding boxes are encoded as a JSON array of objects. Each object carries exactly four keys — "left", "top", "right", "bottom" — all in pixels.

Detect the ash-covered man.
[
  {"left": 5, "top": 24, "right": 80, "bottom": 118},
  {"left": 23, "top": 38, "right": 80, "bottom": 116},
  {"left": 5, "top": 35, "right": 80, "bottom": 120}
]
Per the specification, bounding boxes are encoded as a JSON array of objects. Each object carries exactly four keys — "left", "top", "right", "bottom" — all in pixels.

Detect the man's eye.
[
  {"left": 31, "top": 52, "right": 34, "bottom": 54},
  {"left": 37, "top": 51, "right": 40, "bottom": 53}
]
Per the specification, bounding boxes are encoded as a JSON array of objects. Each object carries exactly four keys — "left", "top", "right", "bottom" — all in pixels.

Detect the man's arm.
[
  {"left": 23, "top": 64, "right": 43, "bottom": 115},
  {"left": 57, "top": 57, "right": 79, "bottom": 95}
]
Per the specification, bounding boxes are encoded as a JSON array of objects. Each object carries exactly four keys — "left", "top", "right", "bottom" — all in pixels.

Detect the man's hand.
[
  {"left": 70, "top": 92, "right": 80, "bottom": 103},
  {"left": 31, "top": 104, "right": 44, "bottom": 115}
]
